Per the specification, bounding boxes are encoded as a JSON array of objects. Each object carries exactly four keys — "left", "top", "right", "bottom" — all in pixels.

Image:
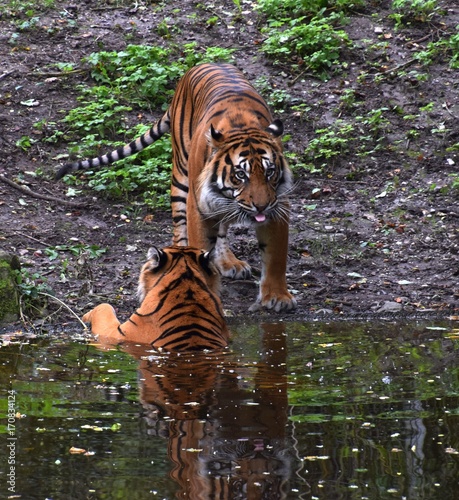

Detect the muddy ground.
[{"left": 1, "top": 0, "right": 459, "bottom": 330}]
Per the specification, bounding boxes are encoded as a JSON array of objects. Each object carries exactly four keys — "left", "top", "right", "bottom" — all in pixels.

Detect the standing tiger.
[
  {"left": 57, "top": 63, "right": 297, "bottom": 311},
  {"left": 82, "top": 245, "right": 229, "bottom": 351}
]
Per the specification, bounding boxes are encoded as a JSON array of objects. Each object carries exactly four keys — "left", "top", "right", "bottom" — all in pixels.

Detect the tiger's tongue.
[{"left": 255, "top": 213, "right": 266, "bottom": 222}]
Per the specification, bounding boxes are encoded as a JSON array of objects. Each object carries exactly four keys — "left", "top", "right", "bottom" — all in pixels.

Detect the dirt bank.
[{"left": 1, "top": 0, "right": 459, "bottom": 329}]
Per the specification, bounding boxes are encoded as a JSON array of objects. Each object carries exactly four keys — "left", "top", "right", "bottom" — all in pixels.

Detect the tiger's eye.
[
  {"left": 235, "top": 170, "right": 247, "bottom": 181},
  {"left": 266, "top": 167, "right": 275, "bottom": 178}
]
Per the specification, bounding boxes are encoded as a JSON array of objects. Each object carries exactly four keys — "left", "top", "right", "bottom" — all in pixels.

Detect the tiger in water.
[
  {"left": 82, "top": 245, "right": 229, "bottom": 351},
  {"left": 58, "top": 63, "right": 296, "bottom": 312}
]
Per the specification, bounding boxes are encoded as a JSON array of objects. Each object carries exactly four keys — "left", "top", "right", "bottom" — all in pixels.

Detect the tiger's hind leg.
[
  {"left": 82, "top": 304, "right": 123, "bottom": 342},
  {"left": 170, "top": 146, "right": 189, "bottom": 246}
]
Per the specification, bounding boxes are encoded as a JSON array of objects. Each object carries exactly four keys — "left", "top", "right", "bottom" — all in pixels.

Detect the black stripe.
[
  {"left": 170, "top": 195, "right": 187, "bottom": 203},
  {"left": 171, "top": 176, "right": 189, "bottom": 193}
]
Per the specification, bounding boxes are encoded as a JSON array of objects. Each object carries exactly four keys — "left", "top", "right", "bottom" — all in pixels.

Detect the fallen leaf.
[
  {"left": 347, "top": 272, "right": 363, "bottom": 278},
  {"left": 69, "top": 447, "right": 87, "bottom": 454},
  {"left": 20, "top": 99, "right": 40, "bottom": 107}
]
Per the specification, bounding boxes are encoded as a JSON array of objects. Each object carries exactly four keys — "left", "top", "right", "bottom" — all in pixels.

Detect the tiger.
[
  {"left": 82, "top": 245, "right": 229, "bottom": 351},
  {"left": 57, "top": 63, "right": 297, "bottom": 312}
]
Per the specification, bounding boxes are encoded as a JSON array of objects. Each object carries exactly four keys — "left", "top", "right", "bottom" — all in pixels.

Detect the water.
[{"left": 1, "top": 320, "right": 459, "bottom": 499}]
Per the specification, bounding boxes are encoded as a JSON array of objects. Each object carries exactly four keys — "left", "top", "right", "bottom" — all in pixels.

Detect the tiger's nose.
[{"left": 253, "top": 203, "right": 268, "bottom": 213}]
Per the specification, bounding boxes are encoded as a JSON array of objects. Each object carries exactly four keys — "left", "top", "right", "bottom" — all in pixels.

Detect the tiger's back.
[{"left": 82, "top": 246, "right": 229, "bottom": 351}]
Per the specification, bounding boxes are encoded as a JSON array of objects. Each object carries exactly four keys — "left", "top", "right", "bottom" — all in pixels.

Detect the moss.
[{"left": 0, "top": 253, "right": 20, "bottom": 324}]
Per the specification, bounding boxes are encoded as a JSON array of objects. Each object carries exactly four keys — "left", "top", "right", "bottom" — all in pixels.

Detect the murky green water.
[{"left": 1, "top": 320, "right": 459, "bottom": 499}]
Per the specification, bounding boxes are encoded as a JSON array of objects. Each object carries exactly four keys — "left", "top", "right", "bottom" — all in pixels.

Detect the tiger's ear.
[
  {"left": 208, "top": 124, "right": 224, "bottom": 147},
  {"left": 146, "top": 246, "right": 165, "bottom": 271},
  {"left": 266, "top": 119, "right": 283, "bottom": 138}
]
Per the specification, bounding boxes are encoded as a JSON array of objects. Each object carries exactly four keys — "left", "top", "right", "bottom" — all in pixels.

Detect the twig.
[
  {"left": 405, "top": 32, "right": 436, "bottom": 47},
  {"left": 90, "top": 6, "right": 125, "bottom": 11},
  {"left": 38, "top": 292, "right": 88, "bottom": 330},
  {"left": 380, "top": 58, "right": 417, "bottom": 74},
  {"left": 31, "top": 69, "right": 86, "bottom": 79},
  {"left": 0, "top": 70, "right": 14, "bottom": 81},
  {"left": 444, "top": 101, "right": 459, "bottom": 121},
  {"left": 0, "top": 174, "right": 86, "bottom": 207},
  {"left": 9, "top": 230, "right": 51, "bottom": 247}
]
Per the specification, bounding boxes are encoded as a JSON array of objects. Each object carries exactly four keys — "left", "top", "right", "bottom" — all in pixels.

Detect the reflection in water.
[
  {"left": 2, "top": 321, "right": 459, "bottom": 499},
  {"left": 118, "top": 323, "right": 303, "bottom": 499}
]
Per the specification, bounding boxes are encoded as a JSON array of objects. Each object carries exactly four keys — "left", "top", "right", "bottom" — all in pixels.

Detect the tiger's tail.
[{"left": 55, "top": 110, "right": 171, "bottom": 180}]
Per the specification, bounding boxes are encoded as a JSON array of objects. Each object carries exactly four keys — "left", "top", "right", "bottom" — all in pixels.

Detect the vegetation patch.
[{"left": 58, "top": 44, "right": 235, "bottom": 208}]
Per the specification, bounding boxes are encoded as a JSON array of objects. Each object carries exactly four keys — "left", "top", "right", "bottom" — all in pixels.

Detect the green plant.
[
  {"left": 206, "top": 16, "right": 219, "bottom": 27},
  {"left": 63, "top": 88, "right": 132, "bottom": 141},
  {"left": 54, "top": 62, "right": 77, "bottom": 72},
  {"left": 44, "top": 243, "right": 107, "bottom": 261},
  {"left": 339, "top": 88, "right": 358, "bottom": 110},
  {"left": 33, "top": 119, "right": 64, "bottom": 144},
  {"left": 300, "top": 108, "right": 391, "bottom": 172},
  {"left": 412, "top": 30, "right": 459, "bottom": 69},
  {"left": 305, "top": 121, "right": 355, "bottom": 162},
  {"left": 448, "top": 28, "right": 459, "bottom": 68},
  {"left": 257, "top": 0, "right": 363, "bottom": 19},
  {"left": 156, "top": 19, "right": 172, "bottom": 38},
  {"left": 448, "top": 173, "right": 459, "bottom": 190},
  {"left": 261, "top": 11, "right": 351, "bottom": 78},
  {"left": 253, "top": 76, "right": 291, "bottom": 112},
  {"left": 391, "top": 0, "right": 438, "bottom": 23},
  {"left": 58, "top": 44, "right": 235, "bottom": 207},
  {"left": 290, "top": 103, "right": 311, "bottom": 121},
  {"left": 16, "top": 135, "right": 34, "bottom": 151},
  {"left": 406, "top": 129, "right": 420, "bottom": 140},
  {"left": 14, "top": 269, "right": 52, "bottom": 318},
  {"left": 232, "top": 0, "right": 242, "bottom": 16},
  {"left": 3, "top": 0, "right": 55, "bottom": 18},
  {"left": 355, "top": 107, "right": 390, "bottom": 136},
  {"left": 84, "top": 45, "right": 182, "bottom": 107},
  {"left": 84, "top": 125, "right": 173, "bottom": 208},
  {"left": 16, "top": 16, "right": 39, "bottom": 31}
]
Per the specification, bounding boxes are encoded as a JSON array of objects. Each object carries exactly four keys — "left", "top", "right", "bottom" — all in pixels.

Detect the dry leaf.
[{"left": 69, "top": 447, "right": 87, "bottom": 454}]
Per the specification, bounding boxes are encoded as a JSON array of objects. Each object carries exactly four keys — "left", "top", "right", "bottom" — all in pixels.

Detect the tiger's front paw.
[
  {"left": 249, "top": 288, "right": 297, "bottom": 312},
  {"left": 215, "top": 257, "right": 252, "bottom": 280}
]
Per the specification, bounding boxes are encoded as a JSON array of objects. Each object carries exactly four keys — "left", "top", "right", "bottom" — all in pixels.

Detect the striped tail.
[{"left": 55, "top": 110, "right": 171, "bottom": 180}]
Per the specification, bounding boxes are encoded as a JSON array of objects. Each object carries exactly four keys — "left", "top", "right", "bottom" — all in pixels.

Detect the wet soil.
[{"left": 1, "top": 0, "right": 459, "bottom": 327}]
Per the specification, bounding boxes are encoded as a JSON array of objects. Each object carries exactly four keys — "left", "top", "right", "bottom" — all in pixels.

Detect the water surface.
[{"left": 1, "top": 320, "right": 459, "bottom": 499}]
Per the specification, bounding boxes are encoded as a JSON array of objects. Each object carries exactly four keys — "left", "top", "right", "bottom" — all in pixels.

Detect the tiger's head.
[
  {"left": 137, "top": 245, "right": 220, "bottom": 303},
  {"left": 198, "top": 119, "right": 293, "bottom": 227}
]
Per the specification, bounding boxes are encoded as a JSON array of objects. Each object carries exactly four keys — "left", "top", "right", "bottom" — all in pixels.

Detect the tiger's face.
[{"left": 199, "top": 123, "right": 293, "bottom": 228}]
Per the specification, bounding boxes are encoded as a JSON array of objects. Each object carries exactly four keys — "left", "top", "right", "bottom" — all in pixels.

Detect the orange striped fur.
[{"left": 82, "top": 246, "right": 229, "bottom": 351}]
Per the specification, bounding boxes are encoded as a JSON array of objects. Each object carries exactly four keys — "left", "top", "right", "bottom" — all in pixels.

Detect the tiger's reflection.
[{"left": 114, "top": 322, "right": 293, "bottom": 499}]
